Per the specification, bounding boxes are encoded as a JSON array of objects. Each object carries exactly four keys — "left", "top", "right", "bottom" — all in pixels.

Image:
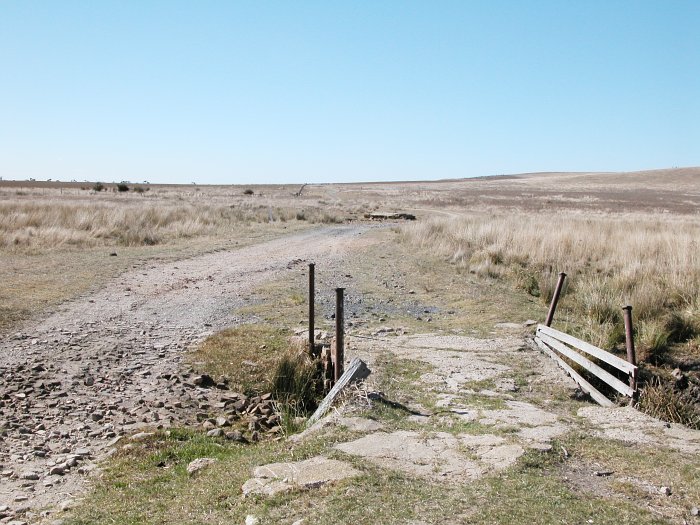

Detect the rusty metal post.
[
  {"left": 308, "top": 263, "right": 316, "bottom": 357},
  {"left": 545, "top": 272, "right": 567, "bottom": 327},
  {"left": 622, "top": 305, "right": 637, "bottom": 394},
  {"left": 334, "top": 288, "right": 345, "bottom": 382}
]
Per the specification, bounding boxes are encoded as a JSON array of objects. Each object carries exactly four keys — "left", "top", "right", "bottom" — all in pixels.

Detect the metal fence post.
[
  {"left": 545, "top": 272, "right": 567, "bottom": 327},
  {"left": 622, "top": 305, "right": 637, "bottom": 395},
  {"left": 308, "top": 263, "right": 316, "bottom": 357},
  {"left": 334, "top": 288, "right": 345, "bottom": 382}
]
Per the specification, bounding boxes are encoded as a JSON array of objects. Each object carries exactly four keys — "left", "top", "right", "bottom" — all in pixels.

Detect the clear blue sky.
[{"left": 1, "top": 1, "right": 698, "bottom": 184}]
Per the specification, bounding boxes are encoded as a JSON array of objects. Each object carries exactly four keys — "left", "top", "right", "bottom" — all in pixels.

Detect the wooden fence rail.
[{"left": 533, "top": 324, "right": 637, "bottom": 407}]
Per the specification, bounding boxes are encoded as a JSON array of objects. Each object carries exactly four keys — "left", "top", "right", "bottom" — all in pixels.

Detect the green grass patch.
[{"left": 64, "top": 429, "right": 333, "bottom": 525}]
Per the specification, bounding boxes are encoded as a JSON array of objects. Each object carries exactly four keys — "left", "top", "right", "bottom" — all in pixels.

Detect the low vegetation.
[
  {"left": 191, "top": 324, "right": 322, "bottom": 416},
  {"left": 64, "top": 434, "right": 663, "bottom": 525},
  {"left": 0, "top": 200, "right": 348, "bottom": 252},
  {"left": 270, "top": 347, "right": 320, "bottom": 412},
  {"left": 403, "top": 211, "right": 700, "bottom": 425},
  {"left": 188, "top": 324, "right": 292, "bottom": 395}
]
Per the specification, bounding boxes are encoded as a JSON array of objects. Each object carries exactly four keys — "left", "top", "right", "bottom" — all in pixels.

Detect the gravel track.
[{"left": 0, "top": 224, "right": 376, "bottom": 520}]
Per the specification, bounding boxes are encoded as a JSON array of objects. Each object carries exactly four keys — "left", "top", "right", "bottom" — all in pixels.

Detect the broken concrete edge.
[{"left": 307, "top": 357, "right": 371, "bottom": 426}]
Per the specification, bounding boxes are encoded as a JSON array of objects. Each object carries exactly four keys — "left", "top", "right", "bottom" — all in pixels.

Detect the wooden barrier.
[{"left": 533, "top": 324, "right": 637, "bottom": 407}]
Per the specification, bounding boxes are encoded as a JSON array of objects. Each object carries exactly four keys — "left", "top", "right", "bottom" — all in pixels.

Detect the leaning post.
[
  {"left": 334, "top": 288, "right": 345, "bottom": 382},
  {"left": 545, "top": 272, "right": 567, "bottom": 327},
  {"left": 622, "top": 305, "right": 637, "bottom": 396},
  {"left": 308, "top": 263, "right": 316, "bottom": 357}
]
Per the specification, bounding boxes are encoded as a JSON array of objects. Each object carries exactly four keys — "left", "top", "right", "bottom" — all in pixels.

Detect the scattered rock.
[
  {"left": 187, "top": 457, "right": 217, "bottom": 477},
  {"left": 193, "top": 375, "right": 216, "bottom": 388},
  {"left": 59, "top": 499, "right": 75, "bottom": 512},
  {"left": 130, "top": 432, "right": 154, "bottom": 442},
  {"left": 49, "top": 465, "right": 66, "bottom": 476},
  {"left": 494, "top": 322, "right": 522, "bottom": 330},
  {"left": 594, "top": 470, "right": 614, "bottom": 477},
  {"left": 225, "top": 430, "right": 247, "bottom": 443}
]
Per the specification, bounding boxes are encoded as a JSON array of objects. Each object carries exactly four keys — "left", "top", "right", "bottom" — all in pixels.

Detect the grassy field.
[
  {"left": 2, "top": 170, "right": 700, "bottom": 523},
  {"left": 402, "top": 212, "right": 700, "bottom": 357},
  {"left": 0, "top": 182, "right": 354, "bottom": 333},
  {"left": 2, "top": 170, "right": 698, "bottom": 399}
]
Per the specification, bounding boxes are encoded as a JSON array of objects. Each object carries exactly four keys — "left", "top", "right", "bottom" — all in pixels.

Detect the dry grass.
[
  {"left": 0, "top": 183, "right": 351, "bottom": 333},
  {"left": 636, "top": 377, "right": 700, "bottom": 429},
  {"left": 403, "top": 212, "right": 700, "bottom": 358},
  {"left": 403, "top": 210, "right": 700, "bottom": 425},
  {"left": 0, "top": 199, "right": 346, "bottom": 251},
  {"left": 270, "top": 344, "right": 320, "bottom": 412},
  {"left": 187, "top": 324, "right": 291, "bottom": 395}
]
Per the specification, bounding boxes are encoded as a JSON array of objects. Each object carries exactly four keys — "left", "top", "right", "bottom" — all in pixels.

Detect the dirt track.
[{"left": 0, "top": 225, "right": 377, "bottom": 517}]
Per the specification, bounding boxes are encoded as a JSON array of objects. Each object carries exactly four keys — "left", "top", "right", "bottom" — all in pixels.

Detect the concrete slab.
[{"left": 242, "top": 457, "right": 361, "bottom": 497}]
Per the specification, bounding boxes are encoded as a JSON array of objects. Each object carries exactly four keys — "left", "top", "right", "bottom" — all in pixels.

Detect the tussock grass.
[
  {"left": 270, "top": 344, "right": 320, "bottom": 412},
  {"left": 0, "top": 201, "right": 261, "bottom": 250},
  {"left": 0, "top": 200, "right": 346, "bottom": 251},
  {"left": 637, "top": 377, "right": 700, "bottom": 428},
  {"left": 403, "top": 212, "right": 700, "bottom": 357}
]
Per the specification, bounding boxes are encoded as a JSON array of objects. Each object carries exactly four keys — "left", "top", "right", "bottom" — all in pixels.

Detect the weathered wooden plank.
[
  {"left": 537, "top": 324, "right": 636, "bottom": 375},
  {"left": 307, "top": 357, "right": 371, "bottom": 425},
  {"left": 538, "top": 332, "right": 634, "bottom": 398},
  {"left": 533, "top": 337, "right": 615, "bottom": 407}
]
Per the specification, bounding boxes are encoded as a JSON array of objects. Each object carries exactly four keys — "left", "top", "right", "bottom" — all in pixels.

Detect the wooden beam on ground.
[{"left": 307, "top": 357, "right": 371, "bottom": 425}]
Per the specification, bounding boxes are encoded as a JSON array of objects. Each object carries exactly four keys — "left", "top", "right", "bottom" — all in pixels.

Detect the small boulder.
[
  {"left": 193, "top": 375, "right": 216, "bottom": 388},
  {"left": 187, "top": 457, "right": 217, "bottom": 477},
  {"left": 225, "top": 430, "right": 247, "bottom": 443},
  {"left": 130, "top": 432, "right": 154, "bottom": 442}
]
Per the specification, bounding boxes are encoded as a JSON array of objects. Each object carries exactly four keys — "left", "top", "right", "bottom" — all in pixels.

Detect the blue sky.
[{"left": 1, "top": 1, "right": 698, "bottom": 184}]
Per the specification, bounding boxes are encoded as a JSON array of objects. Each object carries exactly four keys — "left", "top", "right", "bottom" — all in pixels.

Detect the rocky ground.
[{"left": 0, "top": 225, "right": 379, "bottom": 523}]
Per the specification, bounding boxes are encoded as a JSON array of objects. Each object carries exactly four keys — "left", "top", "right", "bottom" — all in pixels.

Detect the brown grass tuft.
[{"left": 636, "top": 377, "right": 700, "bottom": 429}]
